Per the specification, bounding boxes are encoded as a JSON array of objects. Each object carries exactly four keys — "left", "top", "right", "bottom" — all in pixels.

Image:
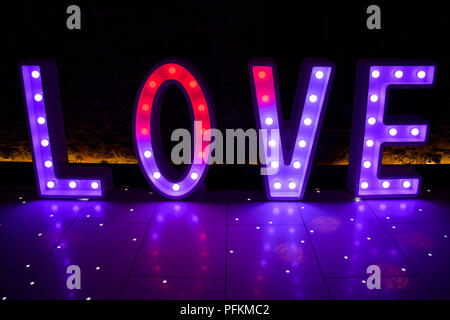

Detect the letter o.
[{"left": 133, "top": 59, "right": 215, "bottom": 199}]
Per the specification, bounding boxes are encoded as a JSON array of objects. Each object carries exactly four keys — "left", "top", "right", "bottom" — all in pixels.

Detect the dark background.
[{"left": 0, "top": 0, "right": 449, "bottom": 189}]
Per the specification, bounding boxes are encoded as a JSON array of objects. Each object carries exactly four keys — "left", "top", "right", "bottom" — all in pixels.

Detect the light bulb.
[
  {"left": 389, "top": 128, "right": 398, "bottom": 136},
  {"left": 366, "top": 140, "right": 374, "bottom": 147},
  {"left": 268, "top": 139, "right": 276, "bottom": 147},
  {"left": 298, "top": 140, "right": 306, "bottom": 148},
  {"left": 190, "top": 172, "right": 199, "bottom": 180},
  {"left": 371, "top": 70, "right": 380, "bottom": 78},
  {"left": 417, "top": 71, "right": 426, "bottom": 79}
]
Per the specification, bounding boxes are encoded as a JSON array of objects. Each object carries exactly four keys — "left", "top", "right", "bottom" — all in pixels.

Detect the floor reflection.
[{"left": 0, "top": 188, "right": 448, "bottom": 299}]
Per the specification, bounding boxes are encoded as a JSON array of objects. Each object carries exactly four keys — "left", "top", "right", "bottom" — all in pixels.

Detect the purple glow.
[
  {"left": 348, "top": 62, "right": 435, "bottom": 199},
  {"left": 249, "top": 59, "right": 335, "bottom": 200},
  {"left": 20, "top": 62, "right": 112, "bottom": 199}
]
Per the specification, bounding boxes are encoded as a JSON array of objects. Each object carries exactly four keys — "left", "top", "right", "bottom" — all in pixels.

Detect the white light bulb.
[
  {"left": 144, "top": 150, "right": 152, "bottom": 158},
  {"left": 37, "top": 117, "right": 46, "bottom": 125},
  {"left": 91, "top": 182, "right": 99, "bottom": 189},
  {"left": 411, "top": 128, "right": 419, "bottom": 136},
  {"left": 403, "top": 180, "right": 411, "bottom": 188},
  {"left": 371, "top": 70, "right": 380, "bottom": 78},
  {"left": 274, "top": 182, "right": 281, "bottom": 190},
  {"left": 363, "top": 161, "right": 371, "bottom": 168},
  {"left": 394, "top": 70, "right": 403, "bottom": 79},
  {"left": 44, "top": 160, "right": 52, "bottom": 168},
  {"left": 190, "top": 172, "right": 198, "bottom": 180},
  {"left": 265, "top": 117, "right": 273, "bottom": 125},
  {"left": 172, "top": 184, "right": 180, "bottom": 191},
  {"left": 361, "top": 182, "right": 369, "bottom": 189},
  {"left": 288, "top": 182, "right": 296, "bottom": 190},
  {"left": 41, "top": 139, "right": 49, "bottom": 147},
  {"left": 417, "top": 71, "right": 426, "bottom": 79},
  {"left": 293, "top": 161, "right": 301, "bottom": 169},
  {"left": 34, "top": 94, "right": 43, "bottom": 101},
  {"left": 31, "top": 71, "right": 40, "bottom": 78},
  {"left": 298, "top": 140, "right": 306, "bottom": 148},
  {"left": 153, "top": 172, "right": 161, "bottom": 179},
  {"left": 366, "top": 140, "right": 374, "bottom": 147},
  {"left": 271, "top": 161, "right": 279, "bottom": 169},
  {"left": 303, "top": 118, "right": 312, "bottom": 126},
  {"left": 389, "top": 128, "right": 398, "bottom": 136},
  {"left": 367, "top": 117, "right": 376, "bottom": 125},
  {"left": 47, "top": 181, "right": 55, "bottom": 189},
  {"left": 370, "top": 94, "right": 379, "bottom": 102},
  {"left": 268, "top": 139, "right": 276, "bottom": 147},
  {"left": 315, "top": 71, "right": 324, "bottom": 79},
  {"left": 309, "top": 94, "right": 318, "bottom": 103},
  {"left": 382, "top": 181, "right": 390, "bottom": 189},
  {"left": 69, "top": 181, "right": 77, "bottom": 189}
]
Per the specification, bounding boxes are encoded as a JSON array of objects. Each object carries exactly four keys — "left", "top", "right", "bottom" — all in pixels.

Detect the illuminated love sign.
[
  {"left": 249, "top": 59, "right": 334, "bottom": 200},
  {"left": 348, "top": 61, "right": 435, "bottom": 199},
  {"left": 19, "top": 58, "right": 436, "bottom": 201},
  {"left": 133, "top": 59, "right": 214, "bottom": 199},
  {"left": 20, "top": 61, "right": 112, "bottom": 199}
]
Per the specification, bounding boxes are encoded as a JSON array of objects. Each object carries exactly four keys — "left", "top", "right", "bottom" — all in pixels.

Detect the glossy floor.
[{"left": 0, "top": 187, "right": 449, "bottom": 300}]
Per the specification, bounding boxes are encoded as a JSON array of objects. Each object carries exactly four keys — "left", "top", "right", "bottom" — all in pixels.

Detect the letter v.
[{"left": 249, "top": 59, "right": 335, "bottom": 200}]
